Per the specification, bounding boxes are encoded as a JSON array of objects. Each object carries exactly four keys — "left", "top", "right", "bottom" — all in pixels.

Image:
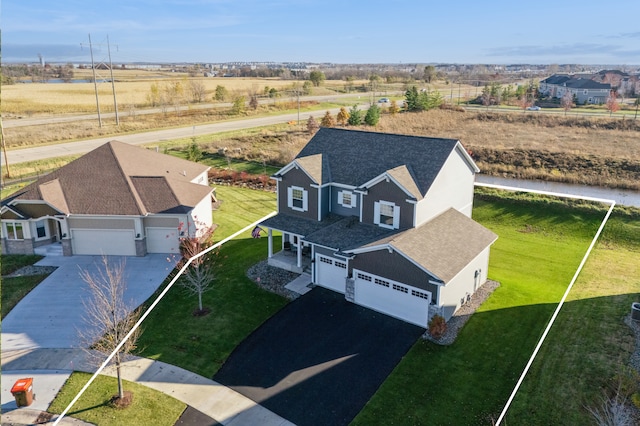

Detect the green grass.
[
  {"left": 135, "top": 186, "right": 286, "bottom": 376},
  {"left": 353, "top": 195, "right": 607, "bottom": 425},
  {"left": 1, "top": 254, "right": 47, "bottom": 319},
  {"left": 48, "top": 372, "right": 186, "bottom": 426},
  {"left": 1, "top": 254, "right": 43, "bottom": 275},
  {"left": 505, "top": 208, "right": 640, "bottom": 425},
  {"left": 2, "top": 275, "right": 48, "bottom": 319}
]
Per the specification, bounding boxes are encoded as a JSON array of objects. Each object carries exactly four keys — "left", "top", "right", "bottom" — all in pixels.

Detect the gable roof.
[
  {"left": 349, "top": 208, "right": 498, "bottom": 283},
  {"left": 1, "top": 141, "right": 211, "bottom": 217},
  {"left": 287, "top": 128, "right": 475, "bottom": 198}
]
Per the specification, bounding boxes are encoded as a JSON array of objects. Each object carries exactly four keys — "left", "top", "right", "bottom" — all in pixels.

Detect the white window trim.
[
  {"left": 337, "top": 190, "right": 356, "bottom": 208},
  {"left": 34, "top": 219, "right": 49, "bottom": 241},
  {"left": 4, "top": 221, "right": 25, "bottom": 240},
  {"left": 373, "top": 200, "right": 400, "bottom": 229},
  {"left": 287, "top": 186, "right": 308, "bottom": 212}
]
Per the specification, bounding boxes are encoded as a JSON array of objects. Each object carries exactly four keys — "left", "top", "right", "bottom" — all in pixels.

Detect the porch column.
[
  {"left": 267, "top": 228, "right": 273, "bottom": 258},
  {"left": 297, "top": 239, "right": 302, "bottom": 268}
]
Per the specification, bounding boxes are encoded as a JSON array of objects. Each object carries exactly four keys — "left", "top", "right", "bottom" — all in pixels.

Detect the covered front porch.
[{"left": 265, "top": 229, "right": 312, "bottom": 274}]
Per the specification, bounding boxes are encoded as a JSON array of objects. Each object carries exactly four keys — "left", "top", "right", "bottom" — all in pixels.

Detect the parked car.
[
  {"left": 527, "top": 106, "right": 541, "bottom": 111},
  {"left": 377, "top": 98, "right": 390, "bottom": 103}
]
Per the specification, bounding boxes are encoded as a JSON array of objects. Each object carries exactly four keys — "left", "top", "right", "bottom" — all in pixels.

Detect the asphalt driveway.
[
  {"left": 213, "top": 287, "right": 424, "bottom": 426},
  {"left": 1, "top": 254, "right": 176, "bottom": 351}
]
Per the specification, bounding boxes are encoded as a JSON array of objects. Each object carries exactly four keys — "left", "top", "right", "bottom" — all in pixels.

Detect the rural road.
[{"left": 1, "top": 104, "right": 377, "bottom": 165}]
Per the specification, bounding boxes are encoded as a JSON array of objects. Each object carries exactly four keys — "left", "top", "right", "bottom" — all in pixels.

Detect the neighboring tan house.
[
  {"left": 539, "top": 74, "right": 611, "bottom": 104},
  {"left": 259, "top": 128, "right": 497, "bottom": 327},
  {"left": 1, "top": 141, "right": 214, "bottom": 257}
]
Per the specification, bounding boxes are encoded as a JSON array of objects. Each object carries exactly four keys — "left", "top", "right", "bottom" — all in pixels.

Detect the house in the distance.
[
  {"left": 1, "top": 141, "right": 214, "bottom": 257},
  {"left": 539, "top": 74, "right": 611, "bottom": 104},
  {"left": 260, "top": 128, "right": 497, "bottom": 327}
]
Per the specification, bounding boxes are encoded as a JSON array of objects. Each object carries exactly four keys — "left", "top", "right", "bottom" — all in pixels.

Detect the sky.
[{"left": 2, "top": 0, "right": 640, "bottom": 65}]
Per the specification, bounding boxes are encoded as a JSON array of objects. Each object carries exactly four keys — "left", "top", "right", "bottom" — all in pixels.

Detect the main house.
[
  {"left": 260, "top": 128, "right": 497, "bottom": 327},
  {"left": 1, "top": 141, "right": 213, "bottom": 257}
]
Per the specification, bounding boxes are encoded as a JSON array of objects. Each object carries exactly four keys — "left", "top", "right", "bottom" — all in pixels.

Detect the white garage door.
[
  {"left": 354, "top": 269, "right": 431, "bottom": 327},
  {"left": 146, "top": 228, "right": 180, "bottom": 254},
  {"left": 71, "top": 229, "right": 136, "bottom": 256},
  {"left": 315, "top": 254, "right": 347, "bottom": 293}
]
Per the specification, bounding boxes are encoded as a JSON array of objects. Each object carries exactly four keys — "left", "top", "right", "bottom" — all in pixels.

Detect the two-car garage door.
[
  {"left": 71, "top": 229, "right": 136, "bottom": 256},
  {"left": 353, "top": 269, "right": 431, "bottom": 327}
]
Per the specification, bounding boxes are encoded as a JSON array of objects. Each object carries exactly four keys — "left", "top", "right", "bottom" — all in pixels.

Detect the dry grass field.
[{"left": 2, "top": 76, "right": 367, "bottom": 117}]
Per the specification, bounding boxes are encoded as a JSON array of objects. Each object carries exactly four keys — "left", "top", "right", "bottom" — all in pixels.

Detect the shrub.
[
  {"left": 428, "top": 314, "right": 447, "bottom": 339},
  {"left": 347, "top": 105, "right": 362, "bottom": 125},
  {"left": 364, "top": 104, "right": 380, "bottom": 126}
]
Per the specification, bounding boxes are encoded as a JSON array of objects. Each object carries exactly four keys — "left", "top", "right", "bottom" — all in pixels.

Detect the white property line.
[
  {"left": 54, "top": 211, "right": 277, "bottom": 425},
  {"left": 474, "top": 182, "right": 616, "bottom": 425}
]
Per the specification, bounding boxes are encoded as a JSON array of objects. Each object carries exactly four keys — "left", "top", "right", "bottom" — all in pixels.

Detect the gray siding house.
[
  {"left": 260, "top": 128, "right": 497, "bottom": 327},
  {"left": 539, "top": 74, "right": 611, "bottom": 104}
]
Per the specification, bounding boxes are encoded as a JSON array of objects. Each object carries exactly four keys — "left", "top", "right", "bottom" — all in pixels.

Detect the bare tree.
[
  {"left": 79, "top": 256, "right": 141, "bottom": 407},
  {"left": 306, "top": 115, "right": 319, "bottom": 134},
  {"left": 606, "top": 90, "right": 620, "bottom": 116},
  {"left": 178, "top": 225, "right": 216, "bottom": 315},
  {"left": 561, "top": 91, "right": 574, "bottom": 115},
  {"left": 189, "top": 79, "right": 207, "bottom": 103}
]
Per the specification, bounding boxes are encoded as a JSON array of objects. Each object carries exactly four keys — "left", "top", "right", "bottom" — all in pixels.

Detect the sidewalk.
[{"left": 1, "top": 348, "right": 293, "bottom": 426}]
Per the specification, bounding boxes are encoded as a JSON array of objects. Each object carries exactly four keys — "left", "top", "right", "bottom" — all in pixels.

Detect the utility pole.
[
  {"left": 88, "top": 34, "right": 103, "bottom": 127},
  {"left": 107, "top": 35, "right": 119, "bottom": 126},
  {"left": 0, "top": 29, "right": 10, "bottom": 180}
]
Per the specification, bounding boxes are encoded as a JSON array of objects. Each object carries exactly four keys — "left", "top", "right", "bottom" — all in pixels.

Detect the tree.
[
  {"left": 388, "top": 99, "right": 400, "bottom": 115},
  {"left": 79, "top": 256, "right": 141, "bottom": 406},
  {"left": 178, "top": 225, "right": 216, "bottom": 315},
  {"left": 214, "top": 85, "right": 228, "bottom": 102},
  {"left": 309, "top": 70, "right": 325, "bottom": 87},
  {"left": 249, "top": 94, "right": 259, "bottom": 110},
  {"left": 364, "top": 104, "right": 380, "bottom": 126},
  {"left": 606, "top": 91, "right": 619, "bottom": 116},
  {"left": 347, "top": 105, "right": 362, "bottom": 125},
  {"left": 320, "top": 110, "right": 335, "bottom": 127},
  {"left": 189, "top": 80, "right": 207, "bottom": 103},
  {"left": 147, "top": 82, "right": 161, "bottom": 107},
  {"left": 337, "top": 106, "right": 350, "bottom": 126},
  {"left": 424, "top": 65, "right": 437, "bottom": 84},
  {"left": 306, "top": 115, "right": 319, "bottom": 134},
  {"left": 231, "top": 95, "right": 246, "bottom": 115},
  {"left": 561, "top": 91, "right": 574, "bottom": 115},
  {"left": 186, "top": 140, "right": 203, "bottom": 162},
  {"left": 302, "top": 80, "right": 313, "bottom": 95},
  {"left": 405, "top": 86, "right": 443, "bottom": 112}
]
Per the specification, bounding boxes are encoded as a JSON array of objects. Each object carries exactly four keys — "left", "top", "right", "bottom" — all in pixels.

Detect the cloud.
[
  {"left": 485, "top": 43, "right": 640, "bottom": 60},
  {"left": 3, "top": 44, "right": 93, "bottom": 63}
]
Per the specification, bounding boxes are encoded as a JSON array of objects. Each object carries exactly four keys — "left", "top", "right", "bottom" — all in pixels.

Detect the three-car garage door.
[
  {"left": 315, "top": 254, "right": 347, "bottom": 293},
  {"left": 353, "top": 269, "right": 431, "bottom": 327},
  {"left": 71, "top": 229, "right": 136, "bottom": 256}
]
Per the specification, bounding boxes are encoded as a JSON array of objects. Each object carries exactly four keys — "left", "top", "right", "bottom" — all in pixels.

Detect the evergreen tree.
[
  {"left": 364, "top": 104, "right": 380, "bottom": 126},
  {"left": 320, "top": 110, "right": 335, "bottom": 127},
  {"left": 347, "top": 105, "right": 362, "bottom": 125},
  {"left": 306, "top": 115, "right": 319, "bottom": 134},
  {"left": 337, "top": 107, "right": 350, "bottom": 126}
]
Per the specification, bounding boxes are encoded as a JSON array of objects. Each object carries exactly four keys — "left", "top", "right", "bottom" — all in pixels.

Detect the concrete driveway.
[
  {"left": 214, "top": 287, "right": 424, "bottom": 426},
  {"left": 1, "top": 254, "right": 176, "bottom": 351}
]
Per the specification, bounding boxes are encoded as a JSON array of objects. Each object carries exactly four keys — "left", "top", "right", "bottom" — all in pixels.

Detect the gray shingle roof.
[
  {"left": 295, "top": 128, "right": 462, "bottom": 197},
  {"left": 1, "top": 141, "right": 211, "bottom": 216}
]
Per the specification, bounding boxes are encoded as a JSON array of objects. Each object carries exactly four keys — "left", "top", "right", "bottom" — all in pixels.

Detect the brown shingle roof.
[{"left": 1, "top": 141, "right": 211, "bottom": 216}]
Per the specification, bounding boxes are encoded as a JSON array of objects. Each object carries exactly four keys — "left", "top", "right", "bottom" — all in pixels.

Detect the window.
[
  {"left": 338, "top": 190, "right": 356, "bottom": 208},
  {"left": 287, "top": 186, "right": 308, "bottom": 212},
  {"left": 36, "top": 220, "right": 47, "bottom": 239},
  {"left": 6, "top": 222, "right": 24, "bottom": 240},
  {"left": 374, "top": 201, "right": 400, "bottom": 229}
]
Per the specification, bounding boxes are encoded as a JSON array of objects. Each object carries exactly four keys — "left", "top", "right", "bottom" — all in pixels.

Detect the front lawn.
[
  {"left": 135, "top": 186, "right": 287, "bottom": 377},
  {"left": 49, "top": 372, "right": 185, "bottom": 426},
  {"left": 353, "top": 193, "right": 609, "bottom": 425}
]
